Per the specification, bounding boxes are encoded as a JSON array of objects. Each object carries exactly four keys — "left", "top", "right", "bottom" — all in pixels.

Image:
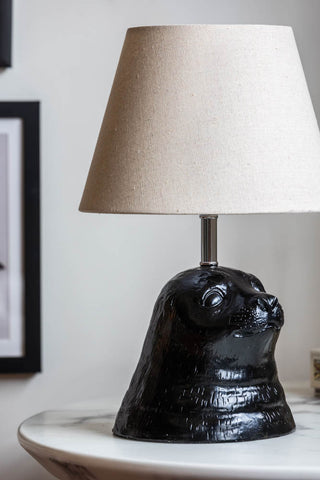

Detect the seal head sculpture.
[{"left": 113, "top": 266, "right": 295, "bottom": 442}]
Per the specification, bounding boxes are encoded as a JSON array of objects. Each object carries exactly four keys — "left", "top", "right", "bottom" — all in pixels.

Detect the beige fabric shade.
[{"left": 80, "top": 25, "right": 320, "bottom": 215}]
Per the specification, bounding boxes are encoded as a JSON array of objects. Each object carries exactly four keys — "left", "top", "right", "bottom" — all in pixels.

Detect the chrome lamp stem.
[{"left": 200, "top": 215, "right": 218, "bottom": 267}]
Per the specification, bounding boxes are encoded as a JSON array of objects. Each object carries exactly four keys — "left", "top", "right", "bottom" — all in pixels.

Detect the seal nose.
[
  {"left": 253, "top": 294, "right": 283, "bottom": 329},
  {"left": 255, "top": 295, "right": 279, "bottom": 312},
  {"left": 268, "top": 296, "right": 279, "bottom": 310}
]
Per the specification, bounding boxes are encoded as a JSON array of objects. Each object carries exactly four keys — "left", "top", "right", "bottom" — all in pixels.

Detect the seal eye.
[{"left": 203, "top": 290, "right": 224, "bottom": 308}]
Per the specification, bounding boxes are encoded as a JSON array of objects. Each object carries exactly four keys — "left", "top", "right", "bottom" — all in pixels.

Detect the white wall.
[{"left": 0, "top": 1, "right": 319, "bottom": 478}]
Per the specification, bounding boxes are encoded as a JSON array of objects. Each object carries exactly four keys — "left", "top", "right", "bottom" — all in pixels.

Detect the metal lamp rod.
[{"left": 200, "top": 215, "right": 218, "bottom": 266}]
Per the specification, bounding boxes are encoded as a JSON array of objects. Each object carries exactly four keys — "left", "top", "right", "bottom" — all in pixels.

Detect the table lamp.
[{"left": 80, "top": 25, "right": 320, "bottom": 443}]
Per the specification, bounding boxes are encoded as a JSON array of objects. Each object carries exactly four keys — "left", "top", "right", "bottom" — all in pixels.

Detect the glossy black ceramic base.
[{"left": 113, "top": 266, "right": 295, "bottom": 443}]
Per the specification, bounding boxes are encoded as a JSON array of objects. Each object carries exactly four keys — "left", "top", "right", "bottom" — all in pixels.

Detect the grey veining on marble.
[{"left": 18, "top": 386, "right": 320, "bottom": 480}]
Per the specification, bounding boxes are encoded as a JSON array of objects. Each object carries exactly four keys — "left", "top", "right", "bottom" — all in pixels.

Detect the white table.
[{"left": 18, "top": 386, "right": 320, "bottom": 480}]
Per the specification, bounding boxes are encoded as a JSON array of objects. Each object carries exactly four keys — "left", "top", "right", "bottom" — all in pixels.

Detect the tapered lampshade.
[{"left": 80, "top": 25, "right": 320, "bottom": 215}]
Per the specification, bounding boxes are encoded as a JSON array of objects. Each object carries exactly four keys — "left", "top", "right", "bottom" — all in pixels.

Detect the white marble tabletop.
[{"left": 18, "top": 385, "right": 320, "bottom": 480}]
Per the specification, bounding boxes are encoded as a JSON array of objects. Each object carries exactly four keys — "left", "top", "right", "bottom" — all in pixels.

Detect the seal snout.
[{"left": 251, "top": 294, "right": 283, "bottom": 329}]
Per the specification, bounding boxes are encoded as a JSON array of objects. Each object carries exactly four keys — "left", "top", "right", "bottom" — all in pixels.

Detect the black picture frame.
[
  {"left": 0, "top": 102, "right": 40, "bottom": 373},
  {"left": 0, "top": 0, "right": 12, "bottom": 67}
]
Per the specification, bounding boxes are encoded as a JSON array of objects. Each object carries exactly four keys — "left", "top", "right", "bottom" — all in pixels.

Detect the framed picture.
[
  {"left": 0, "top": 102, "right": 40, "bottom": 373},
  {"left": 0, "top": 0, "right": 12, "bottom": 67}
]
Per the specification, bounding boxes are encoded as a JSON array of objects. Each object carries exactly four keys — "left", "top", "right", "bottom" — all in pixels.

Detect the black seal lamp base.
[{"left": 113, "top": 265, "right": 295, "bottom": 443}]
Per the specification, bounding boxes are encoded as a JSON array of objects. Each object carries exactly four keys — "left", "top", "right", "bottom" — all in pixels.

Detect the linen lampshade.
[{"left": 79, "top": 25, "right": 320, "bottom": 215}]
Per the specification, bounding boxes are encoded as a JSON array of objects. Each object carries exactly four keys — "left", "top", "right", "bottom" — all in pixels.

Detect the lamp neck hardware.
[{"left": 200, "top": 215, "right": 218, "bottom": 267}]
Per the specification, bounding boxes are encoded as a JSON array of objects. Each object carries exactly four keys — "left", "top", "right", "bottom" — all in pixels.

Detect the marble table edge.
[
  {"left": 17, "top": 385, "right": 320, "bottom": 480},
  {"left": 17, "top": 424, "right": 320, "bottom": 480}
]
